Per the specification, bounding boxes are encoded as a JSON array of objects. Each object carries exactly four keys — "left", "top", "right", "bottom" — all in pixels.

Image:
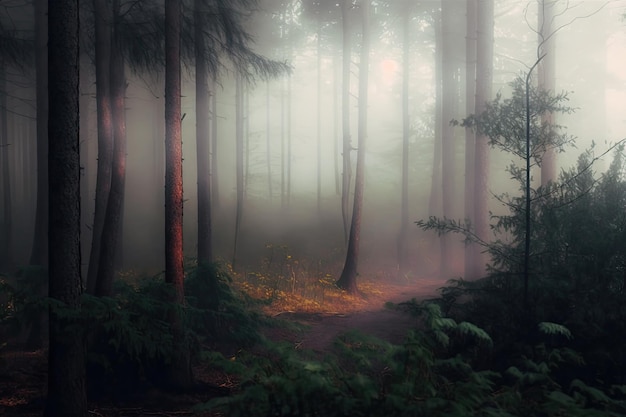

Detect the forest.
[{"left": 1, "top": 0, "right": 626, "bottom": 416}]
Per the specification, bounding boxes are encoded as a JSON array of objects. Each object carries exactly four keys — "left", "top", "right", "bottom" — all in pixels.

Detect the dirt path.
[{"left": 275, "top": 278, "right": 444, "bottom": 353}]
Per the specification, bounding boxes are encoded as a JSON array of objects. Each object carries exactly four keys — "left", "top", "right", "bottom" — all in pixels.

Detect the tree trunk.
[
  {"left": 0, "top": 61, "right": 12, "bottom": 271},
  {"left": 44, "top": 0, "right": 87, "bottom": 415},
  {"left": 397, "top": 6, "right": 410, "bottom": 276},
  {"left": 195, "top": 0, "right": 212, "bottom": 265},
  {"left": 210, "top": 75, "right": 219, "bottom": 209},
  {"left": 472, "top": 0, "right": 494, "bottom": 278},
  {"left": 464, "top": 0, "right": 477, "bottom": 279},
  {"left": 30, "top": 0, "right": 48, "bottom": 268},
  {"left": 316, "top": 14, "right": 322, "bottom": 213},
  {"left": 428, "top": 10, "right": 442, "bottom": 218},
  {"left": 86, "top": 0, "right": 113, "bottom": 294},
  {"left": 266, "top": 80, "right": 272, "bottom": 200},
  {"left": 440, "top": 0, "right": 458, "bottom": 277},
  {"left": 232, "top": 72, "right": 244, "bottom": 269},
  {"left": 95, "top": 4, "right": 126, "bottom": 297},
  {"left": 340, "top": 0, "right": 352, "bottom": 244},
  {"left": 165, "top": 0, "right": 192, "bottom": 389},
  {"left": 539, "top": 0, "right": 556, "bottom": 186},
  {"left": 337, "top": 0, "right": 370, "bottom": 295}
]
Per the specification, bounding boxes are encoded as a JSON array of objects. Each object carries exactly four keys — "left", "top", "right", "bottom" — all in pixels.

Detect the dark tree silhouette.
[
  {"left": 337, "top": 0, "right": 370, "bottom": 294},
  {"left": 44, "top": 0, "right": 87, "bottom": 414}
]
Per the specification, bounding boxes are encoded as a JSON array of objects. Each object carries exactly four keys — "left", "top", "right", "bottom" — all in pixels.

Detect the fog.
[{"left": 1, "top": 0, "right": 626, "bottom": 283}]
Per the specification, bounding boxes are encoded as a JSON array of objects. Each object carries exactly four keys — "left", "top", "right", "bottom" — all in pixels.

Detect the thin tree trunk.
[
  {"left": 464, "top": 0, "right": 477, "bottom": 279},
  {"left": 266, "top": 80, "right": 272, "bottom": 200},
  {"left": 316, "top": 15, "right": 322, "bottom": 213},
  {"left": 340, "top": 0, "right": 352, "bottom": 244},
  {"left": 539, "top": 0, "right": 556, "bottom": 186},
  {"left": 210, "top": 75, "right": 219, "bottom": 208},
  {"left": 86, "top": 0, "right": 113, "bottom": 294},
  {"left": 397, "top": 6, "right": 410, "bottom": 276},
  {"left": 45, "top": 0, "right": 87, "bottom": 414},
  {"left": 428, "top": 10, "right": 442, "bottom": 218},
  {"left": 472, "top": 0, "right": 494, "bottom": 278},
  {"left": 165, "top": 0, "right": 191, "bottom": 389},
  {"left": 333, "top": 47, "right": 340, "bottom": 196},
  {"left": 195, "top": 0, "right": 212, "bottom": 265},
  {"left": 337, "top": 0, "right": 370, "bottom": 295},
  {"left": 30, "top": 0, "right": 48, "bottom": 268},
  {"left": 440, "top": 1, "right": 457, "bottom": 276},
  {"left": 232, "top": 73, "right": 244, "bottom": 269},
  {"left": 95, "top": 5, "right": 126, "bottom": 297}
]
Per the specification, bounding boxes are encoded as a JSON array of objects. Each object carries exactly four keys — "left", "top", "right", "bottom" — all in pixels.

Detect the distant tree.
[
  {"left": 337, "top": 0, "right": 370, "bottom": 294},
  {"left": 44, "top": 0, "right": 87, "bottom": 415},
  {"left": 340, "top": 0, "right": 353, "bottom": 244},
  {"left": 233, "top": 71, "right": 244, "bottom": 269},
  {"left": 464, "top": 0, "right": 477, "bottom": 279},
  {"left": 471, "top": 0, "right": 494, "bottom": 279},
  {"left": 94, "top": 0, "right": 128, "bottom": 297},
  {"left": 0, "top": 61, "right": 11, "bottom": 271},
  {"left": 85, "top": 0, "right": 113, "bottom": 295},
  {"left": 538, "top": 0, "right": 556, "bottom": 185},
  {"left": 29, "top": 0, "right": 48, "bottom": 269}
]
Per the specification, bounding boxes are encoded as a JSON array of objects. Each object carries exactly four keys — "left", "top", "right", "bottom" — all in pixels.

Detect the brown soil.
[{"left": 0, "top": 277, "right": 444, "bottom": 416}]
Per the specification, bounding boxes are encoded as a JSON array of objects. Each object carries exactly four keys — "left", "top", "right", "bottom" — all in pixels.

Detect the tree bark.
[
  {"left": 165, "top": 0, "right": 191, "bottom": 389},
  {"left": 0, "top": 61, "right": 12, "bottom": 271},
  {"left": 232, "top": 72, "right": 244, "bottom": 269},
  {"left": 337, "top": 0, "right": 370, "bottom": 295},
  {"left": 45, "top": 0, "right": 87, "bottom": 415},
  {"left": 86, "top": 0, "right": 113, "bottom": 294}
]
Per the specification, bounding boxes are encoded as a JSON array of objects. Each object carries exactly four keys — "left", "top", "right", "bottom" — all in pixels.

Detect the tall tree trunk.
[
  {"left": 0, "top": 61, "right": 12, "bottom": 271},
  {"left": 79, "top": 52, "right": 93, "bottom": 280},
  {"left": 210, "top": 75, "right": 219, "bottom": 209},
  {"left": 45, "top": 0, "right": 87, "bottom": 415},
  {"left": 336, "top": 0, "right": 370, "bottom": 295},
  {"left": 397, "top": 5, "right": 410, "bottom": 276},
  {"left": 539, "top": 0, "right": 556, "bottom": 186},
  {"left": 472, "top": 0, "right": 494, "bottom": 278},
  {"left": 195, "top": 0, "right": 212, "bottom": 265},
  {"left": 266, "top": 80, "right": 272, "bottom": 200},
  {"left": 440, "top": 0, "right": 458, "bottom": 277},
  {"left": 86, "top": 0, "right": 113, "bottom": 294},
  {"left": 333, "top": 47, "right": 340, "bottom": 196},
  {"left": 428, "top": 10, "right": 442, "bottom": 218},
  {"left": 316, "top": 14, "right": 322, "bottom": 213},
  {"left": 30, "top": 0, "right": 48, "bottom": 268},
  {"left": 165, "top": 0, "right": 192, "bottom": 388},
  {"left": 232, "top": 72, "right": 244, "bottom": 269},
  {"left": 340, "top": 0, "right": 352, "bottom": 244},
  {"left": 95, "top": 4, "right": 126, "bottom": 297},
  {"left": 464, "top": 0, "right": 478, "bottom": 279}
]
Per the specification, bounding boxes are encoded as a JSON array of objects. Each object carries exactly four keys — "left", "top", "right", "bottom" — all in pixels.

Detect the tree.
[
  {"left": 164, "top": 0, "right": 192, "bottom": 388},
  {"left": 94, "top": 0, "right": 127, "bottom": 297},
  {"left": 195, "top": 0, "right": 212, "bottom": 268},
  {"left": 29, "top": 0, "right": 48, "bottom": 269},
  {"left": 340, "top": 0, "right": 352, "bottom": 244},
  {"left": 464, "top": 0, "right": 477, "bottom": 279},
  {"left": 85, "top": 0, "right": 113, "bottom": 294},
  {"left": 471, "top": 0, "right": 494, "bottom": 279},
  {"left": 396, "top": 0, "right": 412, "bottom": 275},
  {"left": 44, "top": 0, "right": 87, "bottom": 414},
  {"left": 538, "top": 0, "right": 556, "bottom": 185},
  {"left": 336, "top": 0, "right": 370, "bottom": 294}
]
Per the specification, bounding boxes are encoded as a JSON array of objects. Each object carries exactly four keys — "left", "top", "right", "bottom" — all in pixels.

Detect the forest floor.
[{"left": 0, "top": 276, "right": 444, "bottom": 417}]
